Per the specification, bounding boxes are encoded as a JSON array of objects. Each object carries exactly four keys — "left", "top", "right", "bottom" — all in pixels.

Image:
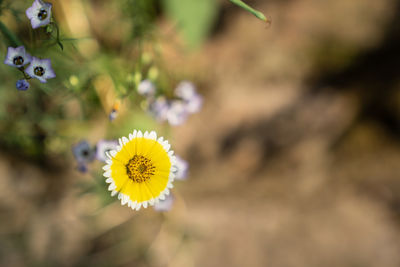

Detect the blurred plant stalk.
[{"left": 229, "top": 0, "right": 270, "bottom": 24}]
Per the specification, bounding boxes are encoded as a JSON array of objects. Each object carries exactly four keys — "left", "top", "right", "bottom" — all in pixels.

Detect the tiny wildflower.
[
  {"left": 4, "top": 46, "right": 32, "bottom": 68},
  {"left": 25, "top": 57, "right": 56, "bottom": 83},
  {"left": 16, "top": 79, "right": 30, "bottom": 91},
  {"left": 103, "top": 130, "right": 177, "bottom": 210},
  {"left": 149, "top": 97, "right": 169, "bottom": 122},
  {"left": 174, "top": 156, "right": 189, "bottom": 180},
  {"left": 175, "top": 81, "right": 203, "bottom": 114},
  {"left": 137, "top": 79, "right": 156, "bottom": 97},
  {"left": 166, "top": 100, "right": 189, "bottom": 126},
  {"left": 26, "top": 0, "right": 52, "bottom": 29},
  {"left": 72, "top": 140, "right": 95, "bottom": 172},
  {"left": 154, "top": 194, "right": 174, "bottom": 212},
  {"left": 175, "top": 81, "right": 197, "bottom": 100},
  {"left": 95, "top": 140, "right": 118, "bottom": 162}
]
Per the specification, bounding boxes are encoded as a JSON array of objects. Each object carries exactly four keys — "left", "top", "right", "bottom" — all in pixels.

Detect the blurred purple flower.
[
  {"left": 16, "top": 79, "right": 30, "bottom": 91},
  {"left": 175, "top": 81, "right": 196, "bottom": 100},
  {"left": 154, "top": 194, "right": 174, "bottom": 212},
  {"left": 72, "top": 140, "right": 94, "bottom": 172},
  {"left": 137, "top": 79, "right": 156, "bottom": 97},
  {"left": 25, "top": 57, "right": 56, "bottom": 83},
  {"left": 174, "top": 156, "right": 189, "bottom": 180},
  {"left": 185, "top": 93, "right": 203, "bottom": 114},
  {"left": 166, "top": 100, "right": 189, "bottom": 126},
  {"left": 96, "top": 140, "right": 118, "bottom": 162},
  {"left": 4, "top": 46, "right": 31, "bottom": 68},
  {"left": 26, "top": 0, "right": 52, "bottom": 29},
  {"left": 149, "top": 96, "right": 169, "bottom": 122}
]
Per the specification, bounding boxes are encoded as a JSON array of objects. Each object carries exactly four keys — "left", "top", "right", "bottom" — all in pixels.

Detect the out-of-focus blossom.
[
  {"left": 154, "top": 194, "right": 174, "bottom": 212},
  {"left": 166, "top": 100, "right": 189, "bottom": 126},
  {"left": 185, "top": 93, "right": 203, "bottom": 114},
  {"left": 25, "top": 57, "right": 56, "bottom": 83},
  {"left": 26, "top": 0, "right": 52, "bottom": 29},
  {"left": 149, "top": 96, "right": 169, "bottom": 122},
  {"left": 174, "top": 156, "right": 189, "bottom": 180},
  {"left": 72, "top": 140, "right": 94, "bottom": 172},
  {"left": 175, "top": 81, "right": 203, "bottom": 114},
  {"left": 16, "top": 79, "right": 30, "bottom": 91},
  {"left": 137, "top": 79, "right": 156, "bottom": 97},
  {"left": 96, "top": 140, "right": 118, "bottom": 162},
  {"left": 175, "top": 81, "right": 196, "bottom": 100},
  {"left": 4, "top": 46, "right": 31, "bottom": 68}
]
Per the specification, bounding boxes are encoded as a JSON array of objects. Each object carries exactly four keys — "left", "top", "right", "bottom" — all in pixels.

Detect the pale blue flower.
[
  {"left": 72, "top": 141, "right": 95, "bottom": 172},
  {"left": 166, "top": 100, "right": 189, "bottom": 126},
  {"left": 137, "top": 79, "right": 156, "bottom": 97},
  {"left": 174, "top": 156, "right": 189, "bottom": 180},
  {"left": 4, "top": 46, "right": 32, "bottom": 68},
  {"left": 26, "top": 0, "right": 52, "bottom": 29},
  {"left": 154, "top": 194, "right": 174, "bottom": 212},
  {"left": 25, "top": 57, "right": 56, "bottom": 83}
]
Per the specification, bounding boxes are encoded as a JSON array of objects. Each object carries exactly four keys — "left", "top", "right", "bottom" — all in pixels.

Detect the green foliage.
[{"left": 163, "top": 0, "right": 218, "bottom": 49}]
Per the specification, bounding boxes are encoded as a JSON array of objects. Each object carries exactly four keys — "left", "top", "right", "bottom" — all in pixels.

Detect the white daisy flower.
[
  {"left": 3, "top": 46, "right": 32, "bottom": 68},
  {"left": 25, "top": 57, "right": 56, "bottom": 83},
  {"left": 26, "top": 0, "right": 52, "bottom": 29},
  {"left": 103, "top": 130, "right": 177, "bottom": 211}
]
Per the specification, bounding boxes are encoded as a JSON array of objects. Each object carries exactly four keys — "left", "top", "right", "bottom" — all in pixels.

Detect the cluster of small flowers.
[
  {"left": 72, "top": 139, "right": 188, "bottom": 211},
  {"left": 3, "top": 0, "right": 56, "bottom": 90},
  {"left": 138, "top": 80, "right": 203, "bottom": 126}
]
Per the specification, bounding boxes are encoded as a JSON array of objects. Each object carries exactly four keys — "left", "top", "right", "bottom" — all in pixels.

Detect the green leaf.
[{"left": 163, "top": 0, "right": 218, "bottom": 49}]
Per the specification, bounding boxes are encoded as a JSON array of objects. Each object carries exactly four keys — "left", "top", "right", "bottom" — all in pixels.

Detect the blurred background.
[{"left": 1, "top": 0, "right": 400, "bottom": 266}]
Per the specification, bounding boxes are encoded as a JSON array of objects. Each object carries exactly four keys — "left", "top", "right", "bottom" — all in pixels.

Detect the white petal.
[
  {"left": 144, "top": 131, "right": 149, "bottom": 138},
  {"left": 143, "top": 201, "right": 148, "bottom": 209},
  {"left": 102, "top": 164, "right": 111, "bottom": 171},
  {"left": 129, "top": 133, "right": 134, "bottom": 140},
  {"left": 103, "top": 170, "right": 111, "bottom": 177},
  {"left": 105, "top": 178, "right": 113, "bottom": 184},
  {"left": 137, "top": 130, "right": 143, "bottom": 138},
  {"left": 110, "top": 150, "right": 117, "bottom": 157},
  {"left": 122, "top": 136, "right": 129, "bottom": 145},
  {"left": 149, "top": 131, "right": 157, "bottom": 140},
  {"left": 111, "top": 190, "right": 118, "bottom": 196},
  {"left": 108, "top": 183, "right": 117, "bottom": 191},
  {"left": 135, "top": 203, "right": 142, "bottom": 211}
]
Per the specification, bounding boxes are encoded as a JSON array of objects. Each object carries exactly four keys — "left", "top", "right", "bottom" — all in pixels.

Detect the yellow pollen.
[{"left": 126, "top": 155, "right": 155, "bottom": 183}]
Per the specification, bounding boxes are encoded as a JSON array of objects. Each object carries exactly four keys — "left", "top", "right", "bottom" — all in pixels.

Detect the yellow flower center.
[{"left": 126, "top": 155, "right": 155, "bottom": 183}]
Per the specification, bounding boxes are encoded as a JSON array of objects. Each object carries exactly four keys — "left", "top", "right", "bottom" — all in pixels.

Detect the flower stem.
[{"left": 229, "top": 0, "right": 271, "bottom": 24}]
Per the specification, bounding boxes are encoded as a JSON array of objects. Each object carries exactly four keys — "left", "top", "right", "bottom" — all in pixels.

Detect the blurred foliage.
[{"left": 163, "top": 0, "right": 218, "bottom": 48}]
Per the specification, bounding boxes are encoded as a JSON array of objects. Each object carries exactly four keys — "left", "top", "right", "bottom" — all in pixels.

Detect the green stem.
[
  {"left": 0, "top": 20, "right": 23, "bottom": 46},
  {"left": 229, "top": 0, "right": 270, "bottom": 23}
]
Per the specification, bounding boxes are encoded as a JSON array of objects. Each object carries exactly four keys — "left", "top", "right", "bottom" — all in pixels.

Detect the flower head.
[
  {"left": 16, "top": 79, "right": 30, "bottom": 91},
  {"left": 103, "top": 130, "right": 176, "bottom": 210},
  {"left": 4, "top": 46, "right": 32, "bottom": 68},
  {"left": 174, "top": 156, "right": 189, "bottom": 180},
  {"left": 72, "top": 141, "right": 95, "bottom": 172},
  {"left": 95, "top": 140, "right": 118, "bottom": 162},
  {"left": 148, "top": 97, "right": 169, "bottom": 122},
  {"left": 166, "top": 100, "right": 189, "bottom": 126},
  {"left": 26, "top": 0, "right": 52, "bottom": 29},
  {"left": 137, "top": 79, "right": 156, "bottom": 97},
  {"left": 154, "top": 194, "right": 174, "bottom": 212},
  {"left": 185, "top": 93, "right": 203, "bottom": 114},
  {"left": 25, "top": 57, "right": 56, "bottom": 83},
  {"left": 175, "top": 81, "right": 196, "bottom": 100}
]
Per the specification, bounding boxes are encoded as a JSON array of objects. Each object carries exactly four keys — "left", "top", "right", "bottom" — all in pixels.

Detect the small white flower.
[
  {"left": 166, "top": 100, "right": 189, "bottom": 126},
  {"left": 26, "top": 0, "right": 52, "bottom": 29},
  {"left": 137, "top": 79, "right": 156, "bottom": 97},
  {"left": 25, "top": 57, "right": 56, "bottom": 83},
  {"left": 4, "top": 46, "right": 32, "bottom": 68},
  {"left": 174, "top": 156, "right": 189, "bottom": 180}
]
